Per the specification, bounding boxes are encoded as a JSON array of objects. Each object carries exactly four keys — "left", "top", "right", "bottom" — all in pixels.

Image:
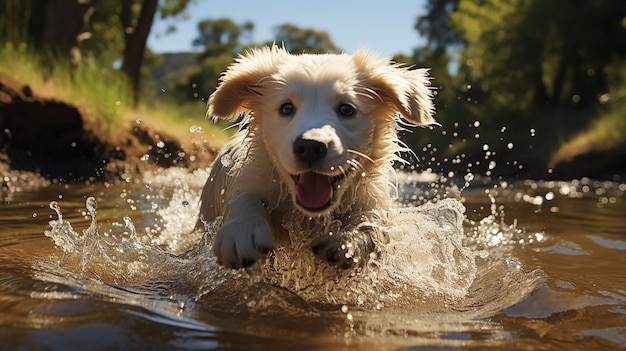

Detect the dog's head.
[{"left": 208, "top": 46, "right": 436, "bottom": 215}]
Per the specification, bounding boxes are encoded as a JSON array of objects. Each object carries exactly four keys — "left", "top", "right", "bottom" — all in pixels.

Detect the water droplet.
[
  {"left": 221, "top": 154, "right": 233, "bottom": 167},
  {"left": 182, "top": 200, "right": 189, "bottom": 207},
  {"left": 156, "top": 141, "right": 165, "bottom": 148},
  {"left": 86, "top": 197, "right": 97, "bottom": 213},
  {"left": 123, "top": 216, "right": 136, "bottom": 237},
  {"left": 50, "top": 201, "right": 60, "bottom": 212}
]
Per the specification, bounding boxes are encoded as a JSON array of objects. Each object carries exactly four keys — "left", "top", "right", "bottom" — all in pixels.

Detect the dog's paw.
[
  {"left": 311, "top": 227, "right": 375, "bottom": 269},
  {"left": 213, "top": 216, "right": 274, "bottom": 269},
  {"left": 311, "top": 235, "right": 355, "bottom": 269}
]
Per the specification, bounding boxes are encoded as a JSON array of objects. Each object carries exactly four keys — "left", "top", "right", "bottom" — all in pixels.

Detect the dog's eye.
[
  {"left": 279, "top": 102, "right": 295, "bottom": 116},
  {"left": 337, "top": 104, "right": 356, "bottom": 117}
]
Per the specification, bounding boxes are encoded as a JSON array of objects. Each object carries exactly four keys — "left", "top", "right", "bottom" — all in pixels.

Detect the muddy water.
[{"left": 0, "top": 170, "right": 624, "bottom": 350}]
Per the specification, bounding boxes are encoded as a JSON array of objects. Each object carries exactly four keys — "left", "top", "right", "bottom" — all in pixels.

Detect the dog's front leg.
[
  {"left": 312, "top": 215, "right": 387, "bottom": 269},
  {"left": 213, "top": 192, "right": 274, "bottom": 268}
]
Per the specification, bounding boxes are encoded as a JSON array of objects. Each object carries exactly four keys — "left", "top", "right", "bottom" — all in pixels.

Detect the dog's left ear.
[
  {"left": 208, "top": 46, "right": 289, "bottom": 120},
  {"left": 353, "top": 50, "right": 437, "bottom": 126}
]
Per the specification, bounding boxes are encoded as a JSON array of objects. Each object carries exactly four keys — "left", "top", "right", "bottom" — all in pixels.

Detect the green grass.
[
  {"left": 0, "top": 42, "right": 129, "bottom": 135},
  {"left": 132, "top": 100, "right": 231, "bottom": 147},
  {"left": 0, "top": 42, "right": 228, "bottom": 145},
  {"left": 550, "top": 100, "right": 626, "bottom": 166}
]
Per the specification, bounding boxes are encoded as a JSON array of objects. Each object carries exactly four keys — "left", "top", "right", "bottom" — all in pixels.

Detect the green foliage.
[
  {"left": 159, "top": 0, "right": 193, "bottom": 18},
  {"left": 450, "top": 0, "right": 626, "bottom": 109},
  {"left": 193, "top": 18, "right": 252, "bottom": 59},
  {"left": 81, "top": 0, "right": 124, "bottom": 68},
  {"left": 405, "top": 0, "right": 626, "bottom": 176},
  {"left": 269, "top": 24, "right": 340, "bottom": 54},
  {"left": 161, "top": 19, "right": 341, "bottom": 104},
  {"left": 173, "top": 54, "right": 235, "bottom": 102},
  {"left": 415, "top": 0, "right": 462, "bottom": 54},
  {"left": 0, "top": 0, "right": 33, "bottom": 43}
]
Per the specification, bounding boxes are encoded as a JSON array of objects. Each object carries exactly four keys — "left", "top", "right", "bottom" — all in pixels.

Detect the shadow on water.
[{"left": 1, "top": 169, "right": 625, "bottom": 350}]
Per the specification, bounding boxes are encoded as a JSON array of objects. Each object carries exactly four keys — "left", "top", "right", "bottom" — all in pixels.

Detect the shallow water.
[{"left": 0, "top": 170, "right": 625, "bottom": 350}]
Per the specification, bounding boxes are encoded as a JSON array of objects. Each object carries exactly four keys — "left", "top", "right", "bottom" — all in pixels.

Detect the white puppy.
[{"left": 198, "top": 46, "right": 436, "bottom": 268}]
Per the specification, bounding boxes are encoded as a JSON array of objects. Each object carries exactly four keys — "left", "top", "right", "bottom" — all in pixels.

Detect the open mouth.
[{"left": 291, "top": 171, "right": 345, "bottom": 212}]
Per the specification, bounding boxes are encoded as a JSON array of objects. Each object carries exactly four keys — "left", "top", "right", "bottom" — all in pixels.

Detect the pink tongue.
[{"left": 296, "top": 172, "right": 332, "bottom": 209}]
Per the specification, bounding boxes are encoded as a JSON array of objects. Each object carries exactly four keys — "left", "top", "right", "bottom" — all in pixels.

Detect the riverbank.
[{"left": 0, "top": 76, "right": 219, "bottom": 186}]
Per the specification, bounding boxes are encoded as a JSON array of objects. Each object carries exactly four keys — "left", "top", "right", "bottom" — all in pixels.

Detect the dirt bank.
[{"left": 0, "top": 78, "right": 217, "bottom": 184}]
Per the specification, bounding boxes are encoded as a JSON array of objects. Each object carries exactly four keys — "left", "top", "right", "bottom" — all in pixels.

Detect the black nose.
[{"left": 293, "top": 137, "right": 327, "bottom": 164}]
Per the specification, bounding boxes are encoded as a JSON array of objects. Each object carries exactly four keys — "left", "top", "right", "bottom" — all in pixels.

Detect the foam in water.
[{"left": 40, "top": 169, "right": 544, "bottom": 323}]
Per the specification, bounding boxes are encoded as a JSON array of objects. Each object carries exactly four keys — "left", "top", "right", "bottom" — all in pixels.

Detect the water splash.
[
  {"left": 39, "top": 169, "right": 544, "bottom": 328},
  {"left": 44, "top": 196, "right": 187, "bottom": 285},
  {"left": 255, "top": 199, "right": 483, "bottom": 310},
  {"left": 464, "top": 194, "right": 546, "bottom": 252}
]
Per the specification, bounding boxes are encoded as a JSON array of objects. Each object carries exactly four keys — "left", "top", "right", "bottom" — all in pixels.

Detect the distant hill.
[{"left": 148, "top": 52, "right": 200, "bottom": 90}]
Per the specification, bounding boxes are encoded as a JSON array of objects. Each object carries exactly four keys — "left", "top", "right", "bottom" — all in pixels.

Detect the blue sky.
[{"left": 148, "top": 0, "right": 427, "bottom": 57}]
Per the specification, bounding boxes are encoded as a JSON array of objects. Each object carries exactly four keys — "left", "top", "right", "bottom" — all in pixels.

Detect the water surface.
[{"left": 0, "top": 170, "right": 624, "bottom": 350}]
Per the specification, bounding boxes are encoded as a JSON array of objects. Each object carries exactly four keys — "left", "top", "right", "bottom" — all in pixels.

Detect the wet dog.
[{"left": 198, "top": 46, "right": 436, "bottom": 268}]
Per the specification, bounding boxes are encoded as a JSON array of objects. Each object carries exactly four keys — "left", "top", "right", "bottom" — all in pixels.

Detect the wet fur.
[{"left": 198, "top": 46, "right": 436, "bottom": 268}]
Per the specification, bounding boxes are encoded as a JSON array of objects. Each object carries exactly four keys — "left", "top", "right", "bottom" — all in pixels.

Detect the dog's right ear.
[{"left": 207, "top": 46, "right": 289, "bottom": 120}]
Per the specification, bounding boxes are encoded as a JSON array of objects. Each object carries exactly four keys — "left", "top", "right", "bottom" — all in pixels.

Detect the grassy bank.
[
  {"left": 0, "top": 43, "right": 228, "bottom": 147},
  {"left": 551, "top": 100, "right": 626, "bottom": 167}
]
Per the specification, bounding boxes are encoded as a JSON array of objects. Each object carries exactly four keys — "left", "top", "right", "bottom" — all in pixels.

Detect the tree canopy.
[
  {"left": 402, "top": 0, "right": 626, "bottom": 176},
  {"left": 169, "top": 19, "right": 341, "bottom": 102},
  {"left": 270, "top": 24, "right": 340, "bottom": 54}
]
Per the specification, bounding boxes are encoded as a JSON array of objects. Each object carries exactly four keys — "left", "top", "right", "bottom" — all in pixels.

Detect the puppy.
[{"left": 198, "top": 46, "right": 436, "bottom": 269}]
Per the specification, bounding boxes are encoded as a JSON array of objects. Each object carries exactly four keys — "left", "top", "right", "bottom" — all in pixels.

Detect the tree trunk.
[
  {"left": 532, "top": 63, "right": 549, "bottom": 107},
  {"left": 550, "top": 53, "right": 570, "bottom": 106},
  {"left": 42, "top": 0, "right": 94, "bottom": 71},
  {"left": 120, "top": 0, "right": 158, "bottom": 107}
]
